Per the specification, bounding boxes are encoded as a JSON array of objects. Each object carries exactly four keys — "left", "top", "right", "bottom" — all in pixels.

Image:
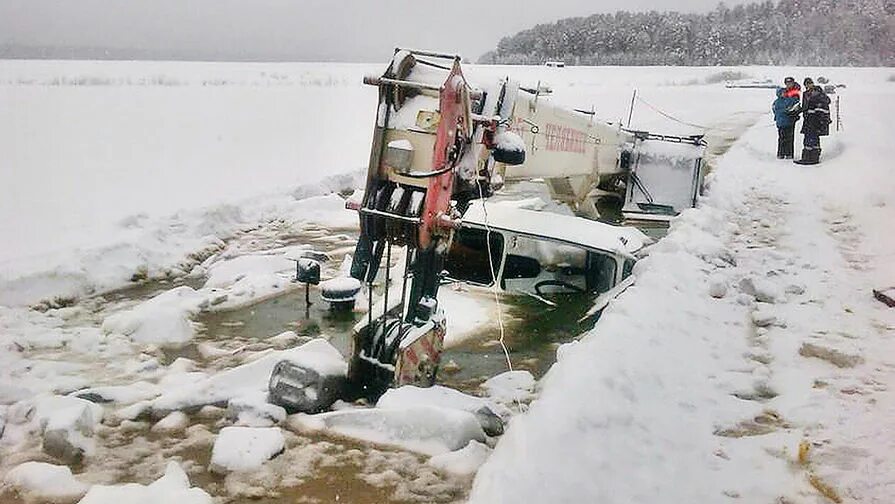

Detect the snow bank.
[
  {"left": 79, "top": 461, "right": 212, "bottom": 504},
  {"left": 289, "top": 406, "right": 486, "bottom": 456},
  {"left": 150, "top": 338, "right": 346, "bottom": 415},
  {"left": 3, "top": 461, "right": 89, "bottom": 503},
  {"left": 470, "top": 75, "right": 895, "bottom": 503},
  {"left": 209, "top": 426, "right": 286, "bottom": 473},
  {"left": 101, "top": 286, "right": 205, "bottom": 345}
]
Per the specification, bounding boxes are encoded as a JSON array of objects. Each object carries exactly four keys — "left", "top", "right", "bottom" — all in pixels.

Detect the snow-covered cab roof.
[{"left": 461, "top": 201, "right": 647, "bottom": 256}]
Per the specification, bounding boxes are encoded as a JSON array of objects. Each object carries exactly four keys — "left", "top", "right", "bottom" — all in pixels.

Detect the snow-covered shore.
[
  {"left": 470, "top": 75, "right": 895, "bottom": 503},
  {"left": 1, "top": 61, "right": 893, "bottom": 502}
]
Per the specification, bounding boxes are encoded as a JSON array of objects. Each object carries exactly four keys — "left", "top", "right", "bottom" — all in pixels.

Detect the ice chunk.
[
  {"left": 102, "top": 286, "right": 205, "bottom": 345},
  {"left": 72, "top": 381, "right": 161, "bottom": 404},
  {"left": 708, "top": 275, "right": 728, "bottom": 298},
  {"left": 34, "top": 396, "right": 104, "bottom": 463},
  {"left": 378, "top": 385, "right": 502, "bottom": 414},
  {"left": 289, "top": 406, "right": 486, "bottom": 456},
  {"left": 428, "top": 440, "right": 492, "bottom": 477},
  {"left": 481, "top": 371, "right": 536, "bottom": 404},
  {"left": 209, "top": 426, "right": 285, "bottom": 473},
  {"left": 151, "top": 411, "right": 190, "bottom": 433},
  {"left": 3, "top": 461, "right": 89, "bottom": 503},
  {"left": 227, "top": 391, "right": 287, "bottom": 427},
  {"left": 738, "top": 277, "right": 783, "bottom": 303},
  {"left": 79, "top": 461, "right": 212, "bottom": 504},
  {"left": 151, "top": 338, "right": 347, "bottom": 415}
]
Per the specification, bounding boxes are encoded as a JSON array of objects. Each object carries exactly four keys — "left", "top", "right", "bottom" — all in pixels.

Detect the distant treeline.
[{"left": 479, "top": 0, "right": 895, "bottom": 66}]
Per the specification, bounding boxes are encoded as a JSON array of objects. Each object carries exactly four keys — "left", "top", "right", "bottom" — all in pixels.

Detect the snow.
[
  {"left": 32, "top": 395, "right": 104, "bottom": 461},
  {"left": 427, "top": 440, "right": 492, "bottom": 477},
  {"left": 150, "top": 338, "right": 346, "bottom": 415},
  {"left": 72, "top": 381, "right": 161, "bottom": 404},
  {"left": 3, "top": 461, "right": 89, "bottom": 503},
  {"left": 101, "top": 286, "right": 206, "bottom": 345},
  {"left": 150, "top": 411, "right": 190, "bottom": 433},
  {"left": 227, "top": 391, "right": 287, "bottom": 427},
  {"left": 79, "top": 461, "right": 212, "bottom": 504},
  {"left": 494, "top": 130, "right": 525, "bottom": 152},
  {"left": 470, "top": 72, "right": 895, "bottom": 503},
  {"left": 289, "top": 406, "right": 487, "bottom": 456},
  {"left": 1, "top": 61, "right": 892, "bottom": 501},
  {"left": 481, "top": 370, "right": 536, "bottom": 405},
  {"left": 377, "top": 385, "right": 510, "bottom": 419},
  {"left": 209, "top": 426, "right": 285, "bottom": 473},
  {"left": 462, "top": 200, "right": 647, "bottom": 256}
]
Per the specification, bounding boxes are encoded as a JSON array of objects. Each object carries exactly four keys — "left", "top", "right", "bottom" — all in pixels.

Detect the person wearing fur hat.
[
  {"left": 772, "top": 77, "right": 801, "bottom": 159},
  {"left": 794, "top": 77, "right": 832, "bottom": 165}
]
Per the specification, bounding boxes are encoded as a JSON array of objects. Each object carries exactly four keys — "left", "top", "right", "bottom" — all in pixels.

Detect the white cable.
[{"left": 476, "top": 178, "right": 513, "bottom": 374}]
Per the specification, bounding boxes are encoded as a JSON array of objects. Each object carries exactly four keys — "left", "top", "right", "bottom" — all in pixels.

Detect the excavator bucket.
[{"left": 621, "top": 132, "right": 707, "bottom": 222}]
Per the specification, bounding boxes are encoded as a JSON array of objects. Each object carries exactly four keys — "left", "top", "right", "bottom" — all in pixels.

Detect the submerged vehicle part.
[
  {"left": 270, "top": 48, "right": 706, "bottom": 406},
  {"left": 445, "top": 201, "right": 644, "bottom": 298}
]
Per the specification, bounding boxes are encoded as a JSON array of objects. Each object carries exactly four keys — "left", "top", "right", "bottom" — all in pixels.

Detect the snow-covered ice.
[
  {"left": 209, "top": 426, "right": 286, "bottom": 473},
  {"left": 79, "top": 461, "right": 212, "bottom": 504},
  {"left": 150, "top": 338, "right": 346, "bottom": 415},
  {"left": 290, "top": 406, "right": 487, "bottom": 456},
  {"left": 3, "top": 461, "right": 89, "bottom": 503},
  {"left": 427, "top": 440, "right": 492, "bottom": 478},
  {"left": 470, "top": 70, "right": 895, "bottom": 503},
  {"left": 1, "top": 61, "right": 892, "bottom": 502}
]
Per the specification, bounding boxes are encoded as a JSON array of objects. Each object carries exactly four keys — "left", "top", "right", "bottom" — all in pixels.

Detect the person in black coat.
[{"left": 794, "top": 77, "right": 832, "bottom": 165}]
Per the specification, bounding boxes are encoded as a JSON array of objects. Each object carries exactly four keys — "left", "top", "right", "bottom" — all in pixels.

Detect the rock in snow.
[
  {"left": 79, "top": 461, "right": 212, "bottom": 504},
  {"left": 209, "top": 426, "right": 286, "bottom": 473},
  {"left": 3, "top": 461, "right": 89, "bottom": 503},
  {"left": 290, "top": 406, "right": 486, "bottom": 456},
  {"left": 428, "top": 440, "right": 493, "bottom": 477}
]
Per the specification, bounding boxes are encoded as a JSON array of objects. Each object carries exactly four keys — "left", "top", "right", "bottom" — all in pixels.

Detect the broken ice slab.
[
  {"left": 209, "top": 426, "right": 285, "bottom": 473},
  {"left": 150, "top": 338, "right": 347, "bottom": 416},
  {"left": 3, "top": 461, "right": 90, "bottom": 503},
  {"left": 33, "top": 395, "right": 104, "bottom": 464},
  {"left": 377, "top": 385, "right": 508, "bottom": 436},
  {"left": 288, "top": 405, "right": 487, "bottom": 456},
  {"left": 80, "top": 461, "right": 212, "bottom": 504},
  {"left": 427, "top": 440, "right": 493, "bottom": 477}
]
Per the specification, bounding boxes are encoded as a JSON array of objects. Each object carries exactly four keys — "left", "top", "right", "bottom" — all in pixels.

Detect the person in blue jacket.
[{"left": 772, "top": 77, "right": 801, "bottom": 159}]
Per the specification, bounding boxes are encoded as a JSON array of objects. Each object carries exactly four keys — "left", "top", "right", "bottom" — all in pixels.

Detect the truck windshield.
[{"left": 444, "top": 227, "right": 504, "bottom": 285}]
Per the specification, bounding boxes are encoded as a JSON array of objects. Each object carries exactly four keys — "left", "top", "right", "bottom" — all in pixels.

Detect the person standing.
[
  {"left": 794, "top": 77, "right": 831, "bottom": 165},
  {"left": 772, "top": 77, "right": 801, "bottom": 159}
]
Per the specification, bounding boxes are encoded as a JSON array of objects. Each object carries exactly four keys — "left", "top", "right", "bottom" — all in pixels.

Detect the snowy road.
[{"left": 470, "top": 83, "right": 895, "bottom": 503}]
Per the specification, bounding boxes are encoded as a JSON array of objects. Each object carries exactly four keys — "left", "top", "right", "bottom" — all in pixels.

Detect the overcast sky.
[{"left": 2, "top": 0, "right": 754, "bottom": 62}]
